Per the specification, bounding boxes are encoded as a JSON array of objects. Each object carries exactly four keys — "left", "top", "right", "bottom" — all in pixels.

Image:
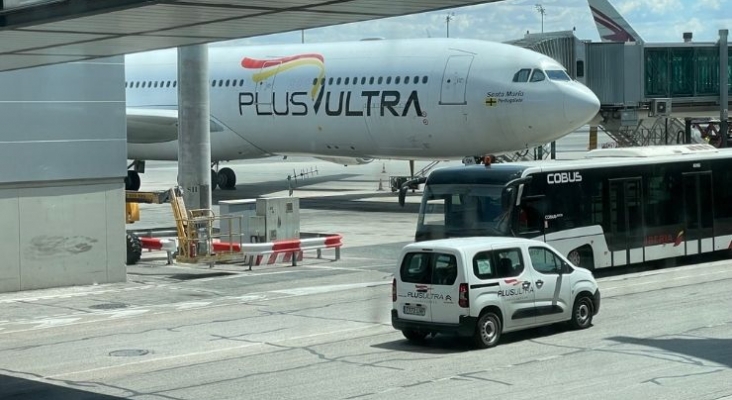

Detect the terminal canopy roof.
[{"left": 0, "top": 0, "right": 498, "bottom": 72}]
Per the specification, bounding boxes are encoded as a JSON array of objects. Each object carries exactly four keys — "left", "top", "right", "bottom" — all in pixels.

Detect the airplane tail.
[{"left": 588, "top": 0, "right": 644, "bottom": 44}]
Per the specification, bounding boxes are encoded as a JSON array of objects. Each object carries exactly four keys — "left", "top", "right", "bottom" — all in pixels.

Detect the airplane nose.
[{"left": 564, "top": 84, "right": 601, "bottom": 128}]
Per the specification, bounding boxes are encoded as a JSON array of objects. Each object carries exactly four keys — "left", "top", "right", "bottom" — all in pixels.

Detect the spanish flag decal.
[{"left": 241, "top": 53, "right": 325, "bottom": 99}]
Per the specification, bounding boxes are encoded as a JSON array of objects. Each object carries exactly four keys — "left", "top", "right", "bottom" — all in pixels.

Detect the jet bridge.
[{"left": 508, "top": 30, "right": 731, "bottom": 151}]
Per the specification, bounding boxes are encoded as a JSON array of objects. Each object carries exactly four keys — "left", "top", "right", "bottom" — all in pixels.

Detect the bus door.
[
  {"left": 608, "top": 178, "right": 644, "bottom": 266},
  {"left": 682, "top": 172, "right": 714, "bottom": 255}
]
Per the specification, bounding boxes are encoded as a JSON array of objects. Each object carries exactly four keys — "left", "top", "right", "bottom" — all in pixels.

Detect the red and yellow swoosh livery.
[{"left": 241, "top": 53, "right": 325, "bottom": 99}]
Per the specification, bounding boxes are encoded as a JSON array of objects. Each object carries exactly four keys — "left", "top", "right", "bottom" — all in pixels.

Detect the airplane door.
[
  {"left": 254, "top": 61, "right": 281, "bottom": 114},
  {"left": 439, "top": 55, "right": 474, "bottom": 105},
  {"left": 682, "top": 172, "right": 714, "bottom": 255}
]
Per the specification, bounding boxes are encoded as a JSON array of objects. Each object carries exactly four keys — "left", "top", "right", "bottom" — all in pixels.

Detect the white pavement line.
[
  {"left": 601, "top": 269, "right": 732, "bottom": 291},
  {"left": 48, "top": 325, "right": 387, "bottom": 380},
  {"left": 0, "top": 281, "right": 392, "bottom": 334}
]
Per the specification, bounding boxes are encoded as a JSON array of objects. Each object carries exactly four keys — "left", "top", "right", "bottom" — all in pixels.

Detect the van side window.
[
  {"left": 495, "top": 248, "right": 524, "bottom": 278},
  {"left": 528, "top": 247, "right": 562, "bottom": 274},
  {"left": 473, "top": 251, "right": 494, "bottom": 279}
]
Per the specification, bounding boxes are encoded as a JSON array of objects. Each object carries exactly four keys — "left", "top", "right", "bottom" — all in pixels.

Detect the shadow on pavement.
[
  {"left": 608, "top": 336, "right": 732, "bottom": 368},
  {"left": 0, "top": 373, "right": 126, "bottom": 399}
]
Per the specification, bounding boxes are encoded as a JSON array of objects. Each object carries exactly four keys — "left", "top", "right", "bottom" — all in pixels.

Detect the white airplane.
[{"left": 124, "top": 37, "right": 601, "bottom": 190}]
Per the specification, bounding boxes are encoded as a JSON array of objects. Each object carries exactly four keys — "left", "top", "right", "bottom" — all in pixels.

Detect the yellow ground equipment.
[
  {"left": 125, "top": 189, "right": 171, "bottom": 265},
  {"left": 125, "top": 187, "right": 244, "bottom": 266}
]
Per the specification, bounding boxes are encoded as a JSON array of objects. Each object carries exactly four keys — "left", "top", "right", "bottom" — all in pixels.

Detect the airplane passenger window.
[
  {"left": 546, "top": 70, "right": 571, "bottom": 81},
  {"left": 212, "top": 80, "right": 217, "bottom": 87},
  {"left": 386, "top": 77, "right": 391, "bottom": 84},
  {"left": 337, "top": 77, "right": 342, "bottom": 85},
  {"left": 173, "top": 81, "right": 177, "bottom": 87},
  {"left": 413, "top": 76, "right": 419, "bottom": 83},
  {"left": 135, "top": 82, "right": 140, "bottom": 88},
  {"left": 353, "top": 77, "right": 357, "bottom": 84},
  {"left": 530, "top": 70, "right": 546, "bottom": 82},
  {"left": 166, "top": 81, "right": 170, "bottom": 87},
  {"left": 378, "top": 77, "right": 383, "bottom": 84},
  {"left": 225, "top": 79, "right": 230, "bottom": 86},
  {"left": 155, "top": 82, "right": 159, "bottom": 88},
  {"left": 512, "top": 69, "right": 531, "bottom": 82},
  {"left": 218, "top": 79, "right": 223, "bottom": 86},
  {"left": 369, "top": 77, "right": 374, "bottom": 84},
  {"left": 405, "top": 76, "right": 410, "bottom": 84},
  {"left": 345, "top": 77, "right": 350, "bottom": 85},
  {"left": 395, "top": 76, "right": 400, "bottom": 84},
  {"left": 328, "top": 78, "right": 333, "bottom": 85},
  {"left": 422, "top": 76, "right": 428, "bottom": 84},
  {"left": 239, "top": 79, "right": 244, "bottom": 86}
]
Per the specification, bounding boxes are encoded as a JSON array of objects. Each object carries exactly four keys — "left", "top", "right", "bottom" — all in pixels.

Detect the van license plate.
[{"left": 403, "top": 305, "right": 425, "bottom": 316}]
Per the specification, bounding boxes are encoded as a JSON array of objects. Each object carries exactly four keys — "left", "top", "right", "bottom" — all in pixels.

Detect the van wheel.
[
  {"left": 473, "top": 311, "right": 501, "bottom": 349},
  {"left": 570, "top": 295, "right": 593, "bottom": 330},
  {"left": 402, "top": 329, "right": 429, "bottom": 343}
]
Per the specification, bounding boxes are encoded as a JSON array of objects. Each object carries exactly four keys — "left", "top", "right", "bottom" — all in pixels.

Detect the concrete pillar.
[
  {"left": 720, "top": 29, "right": 729, "bottom": 148},
  {"left": 177, "top": 44, "right": 212, "bottom": 210}
]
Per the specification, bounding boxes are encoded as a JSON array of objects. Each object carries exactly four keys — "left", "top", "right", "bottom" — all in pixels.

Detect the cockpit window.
[
  {"left": 546, "top": 70, "right": 571, "bottom": 81},
  {"left": 512, "top": 69, "right": 531, "bottom": 82},
  {"left": 530, "top": 69, "right": 546, "bottom": 82}
]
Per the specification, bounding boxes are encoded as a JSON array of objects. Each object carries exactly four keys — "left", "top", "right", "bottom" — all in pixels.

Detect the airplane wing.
[{"left": 126, "top": 108, "right": 224, "bottom": 144}]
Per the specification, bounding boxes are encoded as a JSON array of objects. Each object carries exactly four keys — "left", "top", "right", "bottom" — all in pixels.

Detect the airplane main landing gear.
[
  {"left": 210, "top": 163, "right": 237, "bottom": 190},
  {"left": 126, "top": 160, "right": 145, "bottom": 191},
  {"left": 217, "top": 167, "right": 236, "bottom": 190},
  {"left": 125, "top": 170, "right": 141, "bottom": 191}
]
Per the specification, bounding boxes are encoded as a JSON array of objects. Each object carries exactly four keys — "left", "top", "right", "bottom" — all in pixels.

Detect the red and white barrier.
[
  {"left": 213, "top": 234, "right": 343, "bottom": 269},
  {"left": 139, "top": 237, "right": 178, "bottom": 264},
  {"left": 136, "top": 234, "right": 343, "bottom": 269}
]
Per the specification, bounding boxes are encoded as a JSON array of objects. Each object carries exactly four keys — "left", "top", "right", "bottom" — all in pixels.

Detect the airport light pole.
[
  {"left": 535, "top": 4, "right": 546, "bottom": 34},
  {"left": 446, "top": 12, "right": 455, "bottom": 38}
]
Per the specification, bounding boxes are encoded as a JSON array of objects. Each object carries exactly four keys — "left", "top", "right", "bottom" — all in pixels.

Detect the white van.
[{"left": 391, "top": 236, "right": 600, "bottom": 348}]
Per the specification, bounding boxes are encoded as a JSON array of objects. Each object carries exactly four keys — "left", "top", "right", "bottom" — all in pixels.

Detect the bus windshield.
[{"left": 416, "top": 183, "right": 513, "bottom": 241}]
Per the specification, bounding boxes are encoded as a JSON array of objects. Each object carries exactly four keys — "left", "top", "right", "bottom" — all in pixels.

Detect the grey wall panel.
[
  {"left": 105, "top": 187, "right": 126, "bottom": 283},
  {"left": 0, "top": 56, "right": 126, "bottom": 185},
  {"left": 0, "top": 102, "right": 125, "bottom": 141},
  {"left": 0, "top": 58, "right": 125, "bottom": 102},
  {"left": 18, "top": 183, "right": 122, "bottom": 291},
  {"left": 0, "top": 188, "right": 21, "bottom": 292},
  {"left": 0, "top": 140, "right": 127, "bottom": 183}
]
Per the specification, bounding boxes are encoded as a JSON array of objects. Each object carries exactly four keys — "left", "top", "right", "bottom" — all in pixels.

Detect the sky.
[{"left": 212, "top": 0, "right": 731, "bottom": 46}]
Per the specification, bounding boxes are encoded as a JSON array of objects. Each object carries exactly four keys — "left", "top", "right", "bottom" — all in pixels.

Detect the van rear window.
[{"left": 400, "top": 252, "right": 457, "bottom": 285}]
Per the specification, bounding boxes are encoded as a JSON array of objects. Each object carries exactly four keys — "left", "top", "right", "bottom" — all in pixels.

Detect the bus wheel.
[{"left": 569, "top": 245, "right": 594, "bottom": 271}]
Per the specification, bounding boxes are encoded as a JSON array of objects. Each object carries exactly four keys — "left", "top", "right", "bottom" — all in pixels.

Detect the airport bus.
[{"left": 400, "top": 144, "right": 732, "bottom": 270}]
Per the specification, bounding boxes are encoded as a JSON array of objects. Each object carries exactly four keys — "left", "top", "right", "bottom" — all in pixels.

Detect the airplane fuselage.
[{"left": 125, "top": 38, "right": 600, "bottom": 162}]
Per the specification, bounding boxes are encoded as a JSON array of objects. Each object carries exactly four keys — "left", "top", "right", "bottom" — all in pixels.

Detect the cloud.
[{"left": 694, "top": 0, "right": 722, "bottom": 10}]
